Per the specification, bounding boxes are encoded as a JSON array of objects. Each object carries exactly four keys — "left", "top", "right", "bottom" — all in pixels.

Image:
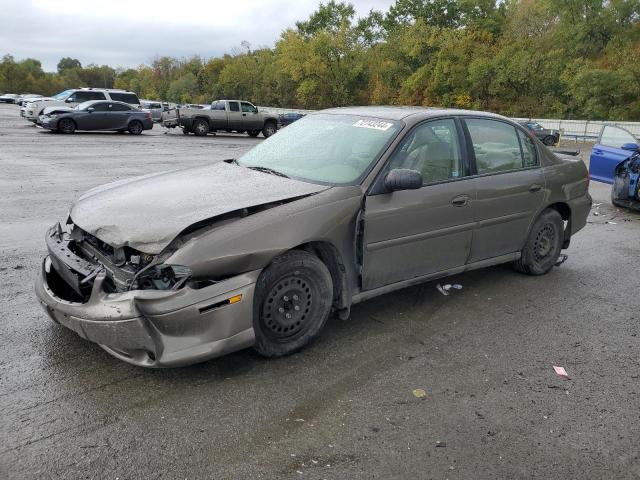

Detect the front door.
[
  {"left": 241, "top": 102, "right": 262, "bottom": 131},
  {"left": 463, "top": 118, "right": 546, "bottom": 262},
  {"left": 362, "top": 118, "right": 476, "bottom": 290}
]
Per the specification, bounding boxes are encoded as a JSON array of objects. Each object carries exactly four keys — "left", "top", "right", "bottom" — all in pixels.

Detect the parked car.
[
  {"left": 39, "top": 100, "right": 153, "bottom": 134},
  {"left": 140, "top": 100, "right": 167, "bottom": 122},
  {"left": 163, "top": 99, "right": 278, "bottom": 137},
  {"left": 279, "top": 112, "right": 305, "bottom": 127},
  {"left": 589, "top": 125, "right": 640, "bottom": 210},
  {"left": 16, "top": 94, "right": 43, "bottom": 106},
  {"left": 25, "top": 88, "right": 140, "bottom": 124},
  {"left": 35, "top": 107, "right": 591, "bottom": 367},
  {"left": 518, "top": 121, "right": 560, "bottom": 146},
  {"left": 0, "top": 93, "right": 19, "bottom": 103}
]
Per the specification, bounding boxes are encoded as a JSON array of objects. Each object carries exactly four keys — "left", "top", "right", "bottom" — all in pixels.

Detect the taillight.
[{"left": 146, "top": 111, "right": 152, "bottom": 119}]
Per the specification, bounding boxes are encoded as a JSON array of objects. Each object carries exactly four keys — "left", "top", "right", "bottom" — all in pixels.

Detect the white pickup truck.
[{"left": 162, "top": 99, "right": 279, "bottom": 138}]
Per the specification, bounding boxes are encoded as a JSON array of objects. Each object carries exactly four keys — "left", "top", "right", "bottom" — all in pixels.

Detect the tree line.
[{"left": 1, "top": 0, "right": 639, "bottom": 120}]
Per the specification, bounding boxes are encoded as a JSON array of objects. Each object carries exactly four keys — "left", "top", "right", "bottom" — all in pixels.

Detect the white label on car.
[{"left": 352, "top": 119, "right": 394, "bottom": 131}]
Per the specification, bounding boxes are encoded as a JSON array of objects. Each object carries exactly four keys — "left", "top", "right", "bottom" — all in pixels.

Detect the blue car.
[{"left": 589, "top": 125, "right": 640, "bottom": 210}]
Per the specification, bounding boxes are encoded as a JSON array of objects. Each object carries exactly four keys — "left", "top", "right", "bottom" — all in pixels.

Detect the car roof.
[
  {"left": 318, "top": 106, "right": 511, "bottom": 123},
  {"left": 74, "top": 88, "right": 136, "bottom": 93}
]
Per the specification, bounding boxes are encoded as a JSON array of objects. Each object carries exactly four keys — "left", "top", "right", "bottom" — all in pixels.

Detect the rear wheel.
[
  {"left": 262, "top": 121, "right": 277, "bottom": 138},
  {"left": 253, "top": 250, "right": 333, "bottom": 358},
  {"left": 514, "top": 208, "right": 564, "bottom": 275},
  {"left": 192, "top": 119, "right": 209, "bottom": 136},
  {"left": 248, "top": 130, "right": 260, "bottom": 137},
  {"left": 58, "top": 118, "right": 76, "bottom": 134},
  {"left": 128, "top": 120, "right": 143, "bottom": 135},
  {"left": 543, "top": 135, "right": 556, "bottom": 146}
]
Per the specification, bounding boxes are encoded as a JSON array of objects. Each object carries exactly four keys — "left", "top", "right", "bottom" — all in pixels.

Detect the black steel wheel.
[
  {"left": 543, "top": 135, "right": 556, "bottom": 146},
  {"left": 128, "top": 120, "right": 143, "bottom": 135},
  {"left": 58, "top": 118, "right": 76, "bottom": 134},
  {"left": 262, "top": 121, "right": 277, "bottom": 138},
  {"left": 192, "top": 119, "right": 209, "bottom": 136},
  {"left": 514, "top": 208, "right": 564, "bottom": 275},
  {"left": 253, "top": 250, "right": 333, "bottom": 357}
]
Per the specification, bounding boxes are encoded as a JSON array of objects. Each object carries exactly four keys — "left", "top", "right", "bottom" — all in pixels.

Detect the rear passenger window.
[
  {"left": 466, "top": 119, "right": 525, "bottom": 174},
  {"left": 111, "top": 103, "right": 131, "bottom": 111},
  {"left": 387, "top": 118, "right": 462, "bottom": 184},
  {"left": 109, "top": 93, "right": 140, "bottom": 105},
  {"left": 517, "top": 129, "right": 538, "bottom": 167},
  {"left": 228, "top": 102, "right": 240, "bottom": 112}
]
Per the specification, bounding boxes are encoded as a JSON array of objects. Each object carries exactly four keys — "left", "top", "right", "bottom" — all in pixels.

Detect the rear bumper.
[
  {"left": 568, "top": 192, "right": 592, "bottom": 235},
  {"left": 35, "top": 226, "right": 259, "bottom": 367}
]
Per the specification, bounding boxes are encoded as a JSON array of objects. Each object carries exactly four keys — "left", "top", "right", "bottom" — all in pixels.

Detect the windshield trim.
[{"left": 237, "top": 113, "right": 406, "bottom": 187}]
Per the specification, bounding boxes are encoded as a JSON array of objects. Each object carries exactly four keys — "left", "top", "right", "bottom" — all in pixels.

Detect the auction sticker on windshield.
[{"left": 353, "top": 119, "right": 394, "bottom": 131}]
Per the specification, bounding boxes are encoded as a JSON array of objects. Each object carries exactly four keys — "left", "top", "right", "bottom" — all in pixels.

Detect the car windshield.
[
  {"left": 53, "top": 90, "right": 74, "bottom": 101},
  {"left": 237, "top": 114, "right": 402, "bottom": 185}
]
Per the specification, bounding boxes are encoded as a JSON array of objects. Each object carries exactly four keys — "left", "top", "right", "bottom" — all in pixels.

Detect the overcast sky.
[{"left": 1, "top": 0, "right": 395, "bottom": 72}]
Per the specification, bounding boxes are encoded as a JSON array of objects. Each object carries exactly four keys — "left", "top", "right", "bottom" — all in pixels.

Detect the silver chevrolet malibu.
[{"left": 35, "top": 107, "right": 592, "bottom": 367}]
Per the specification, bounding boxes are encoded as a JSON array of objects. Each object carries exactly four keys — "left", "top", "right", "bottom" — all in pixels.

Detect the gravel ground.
[{"left": 1, "top": 103, "right": 639, "bottom": 479}]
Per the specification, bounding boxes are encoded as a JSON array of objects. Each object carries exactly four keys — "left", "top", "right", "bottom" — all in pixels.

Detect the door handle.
[
  {"left": 451, "top": 194, "right": 470, "bottom": 207},
  {"left": 592, "top": 149, "right": 602, "bottom": 154},
  {"left": 242, "top": 113, "right": 246, "bottom": 116},
  {"left": 529, "top": 184, "right": 542, "bottom": 193}
]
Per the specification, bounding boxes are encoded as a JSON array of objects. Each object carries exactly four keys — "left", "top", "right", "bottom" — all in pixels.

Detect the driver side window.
[{"left": 387, "top": 118, "right": 462, "bottom": 184}]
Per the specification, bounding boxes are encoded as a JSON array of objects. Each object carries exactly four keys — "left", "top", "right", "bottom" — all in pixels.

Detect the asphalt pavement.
[{"left": 1, "top": 103, "right": 639, "bottom": 479}]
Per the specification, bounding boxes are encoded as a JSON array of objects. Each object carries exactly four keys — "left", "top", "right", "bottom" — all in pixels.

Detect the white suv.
[{"left": 24, "top": 88, "right": 141, "bottom": 124}]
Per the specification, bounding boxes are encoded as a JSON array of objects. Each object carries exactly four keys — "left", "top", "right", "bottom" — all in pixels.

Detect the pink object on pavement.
[{"left": 553, "top": 366, "right": 569, "bottom": 377}]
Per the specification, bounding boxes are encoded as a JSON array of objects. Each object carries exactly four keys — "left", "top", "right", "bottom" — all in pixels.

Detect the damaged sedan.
[
  {"left": 589, "top": 125, "right": 640, "bottom": 210},
  {"left": 36, "top": 107, "right": 592, "bottom": 367}
]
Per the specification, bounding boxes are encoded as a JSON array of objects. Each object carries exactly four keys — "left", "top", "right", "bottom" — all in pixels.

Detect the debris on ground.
[
  {"left": 606, "top": 221, "right": 617, "bottom": 225},
  {"left": 555, "top": 254, "right": 568, "bottom": 267},
  {"left": 553, "top": 366, "right": 569, "bottom": 378},
  {"left": 435, "top": 441, "right": 447, "bottom": 447},
  {"left": 412, "top": 388, "right": 427, "bottom": 398},
  {"left": 436, "top": 283, "right": 463, "bottom": 296}
]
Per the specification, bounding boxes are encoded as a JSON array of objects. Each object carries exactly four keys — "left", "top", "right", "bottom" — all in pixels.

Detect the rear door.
[
  {"left": 362, "top": 117, "right": 476, "bottom": 290},
  {"left": 227, "top": 101, "right": 243, "bottom": 131},
  {"left": 463, "top": 118, "right": 545, "bottom": 262},
  {"left": 590, "top": 125, "right": 638, "bottom": 184},
  {"left": 107, "top": 103, "right": 133, "bottom": 129}
]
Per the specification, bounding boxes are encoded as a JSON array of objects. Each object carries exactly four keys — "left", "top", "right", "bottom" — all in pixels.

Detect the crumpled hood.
[
  {"left": 70, "top": 162, "right": 330, "bottom": 253},
  {"left": 43, "top": 105, "right": 74, "bottom": 114}
]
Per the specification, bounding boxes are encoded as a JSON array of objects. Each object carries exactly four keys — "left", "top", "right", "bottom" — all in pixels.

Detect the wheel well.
[
  {"left": 294, "top": 241, "right": 349, "bottom": 310},
  {"left": 546, "top": 202, "right": 572, "bottom": 248}
]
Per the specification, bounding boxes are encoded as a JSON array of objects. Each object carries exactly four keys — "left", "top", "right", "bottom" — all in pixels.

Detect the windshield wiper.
[{"left": 247, "top": 166, "right": 290, "bottom": 178}]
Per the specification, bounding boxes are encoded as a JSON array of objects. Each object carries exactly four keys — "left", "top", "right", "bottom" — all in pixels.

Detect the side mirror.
[
  {"left": 621, "top": 142, "right": 639, "bottom": 152},
  {"left": 65, "top": 97, "right": 74, "bottom": 103},
  {"left": 384, "top": 169, "right": 423, "bottom": 192},
  {"left": 87, "top": 107, "right": 95, "bottom": 113}
]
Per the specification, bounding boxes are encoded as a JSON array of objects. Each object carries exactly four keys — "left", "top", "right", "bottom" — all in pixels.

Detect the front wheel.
[
  {"left": 543, "top": 135, "right": 556, "bottom": 146},
  {"left": 262, "top": 122, "right": 277, "bottom": 138},
  {"left": 58, "top": 118, "right": 76, "bottom": 134},
  {"left": 514, "top": 208, "right": 564, "bottom": 275},
  {"left": 128, "top": 120, "right": 143, "bottom": 135},
  {"left": 253, "top": 250, "right": 333, "bottom": 358}
]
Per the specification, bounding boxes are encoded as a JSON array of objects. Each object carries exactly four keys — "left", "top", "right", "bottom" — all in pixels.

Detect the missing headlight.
[{"left": 132, "top": 265, "right": 192, "bottom": 291}]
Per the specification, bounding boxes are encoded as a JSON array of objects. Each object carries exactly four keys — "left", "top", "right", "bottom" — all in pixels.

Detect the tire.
[
  {"left": 543, "top": 135, "right": 556, "bottom": 146},
  {"left": 58, "top": 118, "right": 76, "bottom": 134},
  {"left": 192, "top": 119, "right": 209, "bottom": 136},
  {"left": 253, "top": 250, "right": 333, "bottom": 358},
  {"left": 248, "top": 130, "right": 260, "bottom": 137},
  {"left": 514, "top": 208, "right": 564, "bottom": 275},
  {"left": 182, "top": 127, "right": 190, "bottom": 135},
  {"left": 128, "top": 120, "right": 143, "bottom": 135},
  {"left": 262, "top": 121, "right": 277, "bottom": 138}
]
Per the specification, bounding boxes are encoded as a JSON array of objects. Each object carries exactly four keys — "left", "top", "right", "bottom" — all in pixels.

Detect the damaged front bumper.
[
  {"left": 35, "top": 226, "right": 259, "bottom": 367},
  {"left": 612, "top": 155, "right": 640, "bottom": 211}
]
